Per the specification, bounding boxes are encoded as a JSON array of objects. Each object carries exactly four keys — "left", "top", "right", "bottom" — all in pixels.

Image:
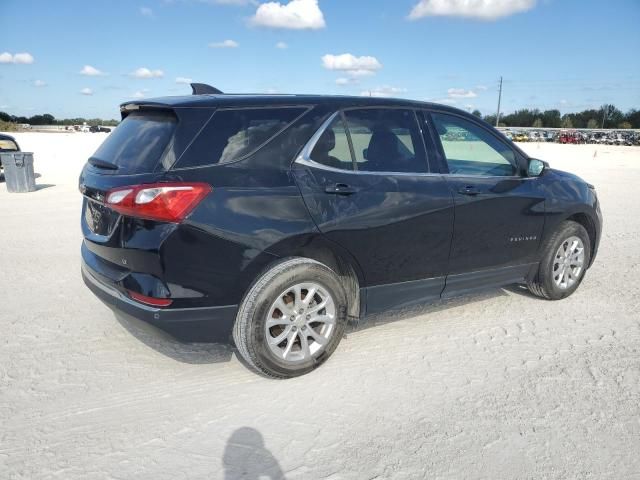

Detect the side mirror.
[{"left": 527, "top": 158, "right": 546, "bottom": 177}]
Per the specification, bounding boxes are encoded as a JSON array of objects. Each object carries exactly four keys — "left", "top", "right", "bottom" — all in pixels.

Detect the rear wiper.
[{"left": 88, "top": 157, "right": 118, "bottom": 170}]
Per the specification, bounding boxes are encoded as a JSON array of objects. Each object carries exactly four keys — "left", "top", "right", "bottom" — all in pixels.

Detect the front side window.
[
  {"left": 344, "top": 109, "right": 427, "bottom": 173},
  {"left": 178, "top": 107, "right": 307, "bottom": 168},
  {"left": 431, "top": 112, "right": 517, "bottom": 176}
]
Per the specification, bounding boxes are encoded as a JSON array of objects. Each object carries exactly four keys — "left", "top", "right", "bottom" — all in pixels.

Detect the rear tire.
[
  {"left": 528, "top": 220, "right": 591, "bottom": 300},
  {"left": 233, "top": 258, "right": 348, "bottom": 379}
]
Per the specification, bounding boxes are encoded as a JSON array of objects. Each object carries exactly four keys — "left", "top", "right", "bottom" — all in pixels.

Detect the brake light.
[
  {"left": 106, "top": 182, "right": 211, "bottom": 223},
  {"left": 128, "top": 290, "right": 173, "bottom": 307}
]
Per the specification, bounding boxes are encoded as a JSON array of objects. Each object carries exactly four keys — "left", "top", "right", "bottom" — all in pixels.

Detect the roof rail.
[{"left": 191, "top": 83, "right": 224, "bottom": 95}]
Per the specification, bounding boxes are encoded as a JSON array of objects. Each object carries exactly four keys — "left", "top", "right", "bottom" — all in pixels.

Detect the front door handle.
[
  {"left": 458, "top": 185, "right": 481, "bottom": 196},
  {"left": 325, "top": 183, "right": 359, "bottom": 195}
]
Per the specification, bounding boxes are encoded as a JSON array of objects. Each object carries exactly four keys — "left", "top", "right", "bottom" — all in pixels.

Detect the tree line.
[
  {"left": 472, "top": 104, "right": 639, "bottom": 129},
  {"left": 0, "top": 111, "right": 119, "bottom": 127}
]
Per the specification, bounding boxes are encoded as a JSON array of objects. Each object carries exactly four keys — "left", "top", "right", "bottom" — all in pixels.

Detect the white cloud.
[
  {"left": 275, "top": 41, "right": 288, "bottom": 49},
  {"left": 251, "top": 0, "right": 326, "bottom": 30},
  {"left": 336, "top": 77, "right": 357, "bottom": 86},
  {"left": 409, "top": 0, "right": 536, "bottom": 20},
  {"left": 0, "top": 52, "right": 34, "bottom": 64},
  {"left": 448, "top": 88, "right": 477, "bottom": 98},
  {"left": 79, "top": 65, "right": 106, "bottom": 76},
  {"left": 132, "top": 91, "right": 147, "bottom": 99},
  {"left": 322, "top": 53, "right": 382, "bottom": 78},
  {"left": 433, "top": 98, "right": 458, "bottom": 104},
  {"left": 140, "top": 6, "right": 154, "bottom": 17},
  {"left": 130, "top": 67, "right": 164, "bottom": 78},
  {"left": 80, "top": 88, "right": 93, "bottom": 96},
  {"left": 175, "top": 77, "right": 193, "bottom": 84},
  {"left": 476, "top": 84, "right": 488, "bottom": 91},
  {"left": 209, "top": 39, "right": 239, "bottom": 48},
  {"left": 360, "top": 86, "right": 407, "bottom": 98},
  {"left": 33, "top": 80, "right": 47, "bottom": 87}
]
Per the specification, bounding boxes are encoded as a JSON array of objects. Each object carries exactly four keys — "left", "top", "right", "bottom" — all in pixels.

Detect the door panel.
[
  {"left": 293, "top": 107, "right": 454, "bottom": 295},
  {"left": 425, "top": 111, "right": 546, "bottom": 278},
  {"left": 293, "top": 166, "right": 454, "bottom": 287},
  {"left": 444, "top": 175, "right": 545, "bottom": 273}
]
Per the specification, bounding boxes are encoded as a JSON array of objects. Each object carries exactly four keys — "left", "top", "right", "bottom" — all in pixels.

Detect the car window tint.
[
  {"left": 309, "top": 116, "right": 353, "bottom": 170},
  {"left": 343, "top": 109, "right": 426, "bottom": 173},
  {"left": 91, "top": 111, "right": 176, "bottom": 174},
  {"left": 431, "top": 113, "right": 517, "bottom": 176},
  {"left": 178, "top": 107, "right": 306, "bottom": 168}
]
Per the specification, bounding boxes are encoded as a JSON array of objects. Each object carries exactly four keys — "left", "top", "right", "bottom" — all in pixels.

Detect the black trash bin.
[{"left": 1, "top": 152, "right": 36, "bottom": 193}]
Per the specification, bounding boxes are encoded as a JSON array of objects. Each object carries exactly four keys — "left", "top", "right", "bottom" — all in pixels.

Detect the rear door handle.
[
  {"left": 458, "top": 185, "right": 481, "bottom": 196},
  {"left": 325, "top": 183, "right": 359, "bottom": 195}
]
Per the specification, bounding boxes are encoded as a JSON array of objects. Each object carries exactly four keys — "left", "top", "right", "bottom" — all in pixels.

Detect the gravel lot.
[{"left": 1, "top": 133, "right": 639, "bottom": 479}]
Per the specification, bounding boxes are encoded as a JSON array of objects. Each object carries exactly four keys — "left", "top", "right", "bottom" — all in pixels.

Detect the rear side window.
[
  {"left": 310, "top": 116, "right": 353, "bottom": 170},
  {"left": 344, "top": 109, "right": 426, "bottom": 173},
  {"left": 91, "top": 111, "right": 176, "bottom": 174},
  {"left": 177, "top": 107, "right": 307, "bottom": 168}
]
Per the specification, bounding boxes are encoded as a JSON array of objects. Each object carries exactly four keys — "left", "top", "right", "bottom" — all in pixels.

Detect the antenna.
[{"left": 190, "top": 83, "right": 224, "bottom": 95}]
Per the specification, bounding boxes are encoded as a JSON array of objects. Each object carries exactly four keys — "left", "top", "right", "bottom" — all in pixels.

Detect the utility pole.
[{"left": 496, "top": 76, "right": 503, "bottom": 127}]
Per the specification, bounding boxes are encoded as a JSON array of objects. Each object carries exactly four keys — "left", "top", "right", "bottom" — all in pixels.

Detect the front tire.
[
  {"left": 528, "top": 220, "right": 591, "bottom": 300},
  {"left": 233, "top": 258, "right": 348, "bottom": 378}
]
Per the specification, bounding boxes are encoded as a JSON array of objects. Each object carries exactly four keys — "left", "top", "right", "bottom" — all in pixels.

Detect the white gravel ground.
[{"left": 1, "top": 133, "right": 639, "bottom": 479}]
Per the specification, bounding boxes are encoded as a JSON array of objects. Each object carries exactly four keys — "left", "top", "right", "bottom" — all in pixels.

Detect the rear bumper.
[{"left": 82, "top": 261, "right": 238, "bottom": 341}]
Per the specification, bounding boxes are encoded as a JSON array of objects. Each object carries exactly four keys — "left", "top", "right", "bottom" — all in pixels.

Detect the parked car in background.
[
  {"left": 513, "top": 132, "right": 528, "bottom": 142},
  {"left": 89, "top": 125, "right": 112, "bottom": 133},
  {"left": 80, "top": 85, "right": 603, "bottom": 378},
  {"left": 0, "top": 133, "right": 21, "bottom": 176}
]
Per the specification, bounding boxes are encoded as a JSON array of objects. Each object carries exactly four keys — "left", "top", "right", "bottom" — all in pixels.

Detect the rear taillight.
[
  {"left": 128, "top": 290, "right": 173, "bottom": 307},
  {"left": 105, "top": 182, "right": 211, "bottom": 223}
]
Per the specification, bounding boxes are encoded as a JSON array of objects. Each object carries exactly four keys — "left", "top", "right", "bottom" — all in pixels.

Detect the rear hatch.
[
  {"left": 79, "top": 106, "right": 214, "bottom": 301},
  {"left": 80, "top": 109, "right": 178, "bottom": 239}
]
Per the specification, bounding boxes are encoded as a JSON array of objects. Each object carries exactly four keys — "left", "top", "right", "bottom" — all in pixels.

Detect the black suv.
[{"left": 80, "top": 84, "right": 602, "bottom": 378}]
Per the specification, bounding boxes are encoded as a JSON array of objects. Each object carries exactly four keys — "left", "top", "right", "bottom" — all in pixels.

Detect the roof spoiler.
[{"left": 191, "top": 83, "right": 224, "bottom": 95}]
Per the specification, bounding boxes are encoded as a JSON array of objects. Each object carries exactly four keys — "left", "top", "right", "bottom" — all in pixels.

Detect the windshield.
[
  {"left": 90, "top": 111, "right": 176, "bottom": 173},
  {"left": 0, "top": 138, "right": 19, "bottom": 151}
]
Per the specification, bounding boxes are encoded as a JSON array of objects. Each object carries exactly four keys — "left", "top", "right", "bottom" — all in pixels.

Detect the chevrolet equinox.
[{"left": 80, "top": 84, "right": 602, "bottom": 378}]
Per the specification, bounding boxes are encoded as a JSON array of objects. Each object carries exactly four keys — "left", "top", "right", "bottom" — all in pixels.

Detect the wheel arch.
[
  {"left": 265, "top": 234, "right": 364, "bottom": 320},
  {"left": 565, "top": 211, "right": 598, "bottom": 267}
]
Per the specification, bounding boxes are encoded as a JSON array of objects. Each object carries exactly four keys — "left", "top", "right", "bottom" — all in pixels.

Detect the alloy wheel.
[
  {"left": 553, "top": 236, "right": 585, "bottom": 290},
  {"left": 265, "top": 282, "right": 336, "bottom": 363}
]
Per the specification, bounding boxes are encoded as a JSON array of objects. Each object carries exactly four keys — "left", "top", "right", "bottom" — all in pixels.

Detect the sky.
[{"left": 1, "top": 0, "right": 639, "bottom": 120}]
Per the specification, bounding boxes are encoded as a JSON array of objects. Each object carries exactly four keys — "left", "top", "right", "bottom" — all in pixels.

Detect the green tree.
[
  {"left": 542, "top": 109, "right": 561, "bottom": 128},
  {"left": 561, "top": 116, "right": 573, "bottom": 128},
  {"left": 471, "top": 109, "right": 482, "bottom": 118},
  {"left": 586, "top": 119, "right": 599, "bottom": 129},
  {"left": 532, "top": 118, "right": 543, "bottom": 128},
  {"left": 618, "top": 121, "right": 632, "bottom": 129}
]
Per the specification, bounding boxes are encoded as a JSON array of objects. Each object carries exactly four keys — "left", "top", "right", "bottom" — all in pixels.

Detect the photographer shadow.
[{"left": 223, "top": 427, "right": 286, "bottom": 480}]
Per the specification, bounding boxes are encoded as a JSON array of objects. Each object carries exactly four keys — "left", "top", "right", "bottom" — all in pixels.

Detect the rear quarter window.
[
  {"left": 175, "top": 107, "right": 307, "bottom": 168},
  {"left": 90, "top": 111, "right": 176, "bottom": 174}
]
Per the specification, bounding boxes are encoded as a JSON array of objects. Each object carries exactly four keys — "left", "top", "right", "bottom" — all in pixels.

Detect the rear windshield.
[
  {"left": 175, "top": 107, "right": 307, "bottom": 168},
  {"left": 91, "top": 111, "right": 176, "bottom": 173}
]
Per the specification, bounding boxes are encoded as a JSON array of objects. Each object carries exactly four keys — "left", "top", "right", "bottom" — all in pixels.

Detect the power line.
[{"left": 496, "top": 76, "right": 503, "bottom": 127}]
